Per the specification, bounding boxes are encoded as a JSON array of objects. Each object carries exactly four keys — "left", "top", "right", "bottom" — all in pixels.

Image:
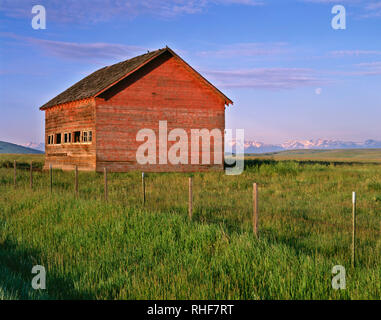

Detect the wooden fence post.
[
  {"left": 189, "top": 177, "right": 193, "bottom": 220},
  {"left": 352, "top": 191, "right": 356, "bottom": 268},
  {"left": 50, "top": 164, "right": 53, "bottom": 194},
  {"left": 142, "top": 172, "right": 146, "bottom": 204},
  {"left": 253, "top": 183, "right": 258, "bottom": 238},
  {"left": 30, "top": 161, "right": 33, "bottom": 189},
  {"left": 104, "top": 167, "right": 108, "bottom": 202},
  {"left": 75, "top": 165, "right": 78, "bottom": 197},
  {"left": 13, "top": 160, "right": 16, "bottom": 188}
]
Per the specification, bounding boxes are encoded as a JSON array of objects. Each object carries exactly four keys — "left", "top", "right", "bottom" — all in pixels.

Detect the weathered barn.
[{"left": 40, "top": 47, "right": 233, "bottom": 172}]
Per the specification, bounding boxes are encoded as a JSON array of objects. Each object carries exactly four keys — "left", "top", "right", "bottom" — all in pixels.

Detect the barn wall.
[
  {"left": 96, "top": 52, "right": 226, "bottom": 172},
  {"left": 44, "top": 99, "right": 96, "bottom": 171}
]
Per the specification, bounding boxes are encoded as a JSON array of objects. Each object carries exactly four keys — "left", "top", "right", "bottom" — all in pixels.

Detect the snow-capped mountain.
[
  {"left": 21, "top": 142, "right": 45, "bottom": 152},
  {"left": 21, "top": 139, "right": 381, "bottom": 154},
  {"left": 227, "top": 139, "right": 381, "bottom": 153},
  {"left": 280, "top": 139, "right": 361, "bottom": 150}
]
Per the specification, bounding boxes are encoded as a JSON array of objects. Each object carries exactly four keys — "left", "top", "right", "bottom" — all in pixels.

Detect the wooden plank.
[
  {"left": 253, "top": 183, "right": 258, "bottom": 237},
  {"left": 30, "top": 161, "right": 33, "bottom": 189},
  {"left": 75, "top": 165, "right": 78, "bottom": 197},
  {"left": 104, "top": 167, "right": 108, "bottom": 202},
  {"left": 352, "top": 191, "right": 356, "bottom": 268},
  {"left": 142, "top": 172, "right": 146, "bottom": 204},
  {"left": 50, "top": 164, "right": 53, "bottom": 194},
  {"left": 13, "top": 160, "right": 16, "bottom": 188},
  {"left": 189, "top": 177, "right": 193, "bottom": 220}
]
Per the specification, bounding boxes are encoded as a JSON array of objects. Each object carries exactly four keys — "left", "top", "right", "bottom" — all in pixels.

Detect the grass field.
[{"left": 0, "top": 153, "right": 380, "bottom": 299}]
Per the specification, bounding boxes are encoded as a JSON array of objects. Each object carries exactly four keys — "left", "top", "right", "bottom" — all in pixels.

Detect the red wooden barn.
[{"left": 40, "top": 47, "right": 233, "bottom": 172}]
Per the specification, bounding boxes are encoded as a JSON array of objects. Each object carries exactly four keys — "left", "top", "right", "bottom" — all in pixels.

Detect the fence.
[{"left": 4, "top": 161, "right": 381, "bottom": 268}]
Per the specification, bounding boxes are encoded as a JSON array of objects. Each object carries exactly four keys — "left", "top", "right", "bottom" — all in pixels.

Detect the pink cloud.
[
  {"left": 0, "top": 0, "right": 264, "bottom": 23},
  {"left": 0, "top": 32, "right": 146, "bottom": 63},
  {"left": 203, "top": 67, "right": 326, "bottom": 89},
  {"left": 197, "top": 42, "right": 291, "bottom": 58},
  {"left": 330, "top": 50, "right": 381, "bottom": 57}
]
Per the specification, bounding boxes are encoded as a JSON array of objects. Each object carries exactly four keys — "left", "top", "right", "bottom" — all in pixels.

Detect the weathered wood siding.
[
  {"left": 95, "top": 51, "right": 225, "bottom": 172},
  {"left": 44, "top": 99, "right": 96, "bottom": 171}
]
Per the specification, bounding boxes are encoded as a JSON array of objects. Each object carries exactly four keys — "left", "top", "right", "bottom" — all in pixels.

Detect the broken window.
[
  {"left": 47, "top": 135, "right": 54, "bottom": 145},
  {"left": 88, "top": 131, "right": 93, "bottom": 142},
  {"left": 64, "top": 132, "right": 71, "bottom": 144},
  {"left": 55, "top": 133, "right": 62, "bottom": 144},
  {"left": 73, "top": 131, "right": 81, "bottom": 143},
  {"left": 82, "top": 131, "right": 88, "bottom": 143}
]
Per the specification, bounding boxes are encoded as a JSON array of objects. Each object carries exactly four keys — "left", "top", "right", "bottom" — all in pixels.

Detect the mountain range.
[
  {"left": 229, "top": 139, "right": 381, "bottom": 154},
  {"left": 0, "top": 141, "right": 44, "bottom": 154},
  {"left": 21, "top": 142, "right": 45, "bottom": 152},
  {"left": 2, "top": 139, "right": 381, "bottom": 155}
]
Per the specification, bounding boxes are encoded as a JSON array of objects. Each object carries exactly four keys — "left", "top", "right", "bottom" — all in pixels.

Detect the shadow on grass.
[{"left": 0, "top": 239, "right": 95, "bottom": 300}]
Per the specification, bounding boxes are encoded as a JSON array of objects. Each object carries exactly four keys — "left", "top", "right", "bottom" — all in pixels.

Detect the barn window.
[
  {"left": 73, "top": 131, "right": 81, "bottom": 143},
  {"left": 82, "top": 130, "right": 93, "bottom": 143},
  {"left": 47, "top": 135, "right": 54, "bottom": 145},
  {"left": 82, "top": 131, "right": 88, "bottom": 143},
  {"left": 55, "top": 133, "right": 62, "bottom": 144},
  {"left": 64, "top": 132, "right": 71, "bottom": 144}
]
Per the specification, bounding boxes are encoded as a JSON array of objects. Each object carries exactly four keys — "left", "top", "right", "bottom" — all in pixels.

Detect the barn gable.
[
  {"left": 40, "top": 47, "right": 232, "bottom": 110},
  {"left": 97, "top": 49, "right": 227, "bottom": 107},
  {"left": 94, "top": 49, "right": 227, "bottom": 172}
]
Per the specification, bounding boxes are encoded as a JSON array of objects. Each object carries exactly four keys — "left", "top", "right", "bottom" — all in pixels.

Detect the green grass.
[{"left": 0, "top": 155, "right": 380, "bottom": 299}]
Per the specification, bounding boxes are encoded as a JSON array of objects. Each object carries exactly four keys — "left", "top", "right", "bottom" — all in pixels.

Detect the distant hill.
[{"left": 0, "top": 141, "right": 44, "bottom": 154}]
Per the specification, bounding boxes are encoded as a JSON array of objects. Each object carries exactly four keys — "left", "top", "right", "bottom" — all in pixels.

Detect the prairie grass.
[{"left": 0, "top": 155, "right": 380, "bottom": 299}]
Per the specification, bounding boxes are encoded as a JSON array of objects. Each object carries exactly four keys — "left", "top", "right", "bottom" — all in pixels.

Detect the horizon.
[
  {"left": 1, "top": 0, "right": 381, "bottom": 145},
  {"left": 4, "top": 136, "right": 381, "bottom": 150}
]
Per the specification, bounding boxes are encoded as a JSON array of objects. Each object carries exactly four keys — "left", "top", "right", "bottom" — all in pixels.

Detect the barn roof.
[{"left": 40, "top": 47, "right": 233, "bottom": 110}]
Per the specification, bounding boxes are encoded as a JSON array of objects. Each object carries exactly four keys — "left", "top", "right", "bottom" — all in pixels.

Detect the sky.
[{"left": 0, "top": 0, "right": 381, "bottom": 145}]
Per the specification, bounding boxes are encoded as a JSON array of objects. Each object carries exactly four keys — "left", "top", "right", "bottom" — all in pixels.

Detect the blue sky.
[{"left": 1, "top": 0, "right": 381, "bottom": 145}]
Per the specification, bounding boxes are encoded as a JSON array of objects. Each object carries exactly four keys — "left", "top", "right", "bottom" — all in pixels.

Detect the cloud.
[
  {"left": 326, "top": 61, "right": 381, "bottom": 76},
  {"left": 330, "top": 50, "right": 381, "bottom": 57},
  {"left": 28, "top": 38, "right": 145, "bottom": 62},
  {"left": 203, "top": 67, "right": 325, "bottom": 89},
  {"left": 366, "top": 1, "right": 381, "bottom": 9},
  {"left": 356, "top": 61, "right": 381, "bottom": 67},
  {"left": 300, "top": 0, "right": 361, "bottom": 3},
  {"left": 352, "top": 61, "right": 381, "bottom": 75},
  {"left": 300, "top": 0, "right": 381, "bottom": 19},
  {"left": 0, "top": 32, "right": 146, "bottom": 62},
  {"left": 0, "top": 0, "right": 264, "bottom": 23},
  {"left": 197, "top": 42, "right": 291, "bottom": 58},
  {"left": 361, "top": 1, "right": 381, "bottom": 18},
  {"left": 299, "top": 0, "right": 363, "bottom": 5}
]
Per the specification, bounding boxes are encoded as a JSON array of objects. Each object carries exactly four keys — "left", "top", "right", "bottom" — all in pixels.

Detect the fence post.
[
  {"left": 352, "top": 191, "right": 356, "bottom": 268},
  {"left": 30, "top": 161, "right": 33, "bottom": 189},
  {"left": 253, "top": 183, "right": 258, "bottom": 238},
  {"left": 50, "top": 164, "right": 52, "bottom": 194},
  {"left": 142, "top": 172, "right": 146, "bottom": 204},
  {"left": 13, "top": 160, "right": 16, "bottom": 188},
  {"left": 75, "top": 165, "right": 78, "bottom": 197},
  {"left": 189, "top": 177, "right": 193, "bottom": 220},
  {"left": 104, "top": 167, "right": 108, "bottom": 202}
]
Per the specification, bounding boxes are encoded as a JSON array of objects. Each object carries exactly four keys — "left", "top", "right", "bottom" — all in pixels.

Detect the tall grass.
[{"left": 0, "top": 158, "right": 380, "bottom": 299}]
